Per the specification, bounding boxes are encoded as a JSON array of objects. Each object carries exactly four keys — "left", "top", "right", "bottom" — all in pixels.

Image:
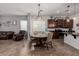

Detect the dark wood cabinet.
[
  {"left": 63, "top": 19, "right": 73, "bottom": 28},
  {"left": 48, "top": 19, "right": 73, "bottom": 28},
  {"left": 53, "top": 32, "right": 59, "bottom": 39},
  {"left": 57, "top": 19, "right": 63, "bottom": 28},
  {"left": 48, "top": 19, "right": 57, "bottom": 28}
]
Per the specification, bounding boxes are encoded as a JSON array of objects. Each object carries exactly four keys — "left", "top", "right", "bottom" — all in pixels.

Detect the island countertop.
[
  {"left": 64, "top": 33, "right": 79, "bottom": 49},
  {"left": 71, "top": 33, "right": 79, "bottom": 36}
]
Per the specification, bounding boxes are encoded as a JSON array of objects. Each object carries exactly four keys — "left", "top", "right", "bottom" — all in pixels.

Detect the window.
[
  {"left": 33, "top": 20, "right": 46, "bottom": 32},
  {"left": 20, "top": 20, "right": 27, "bottom": 31}
]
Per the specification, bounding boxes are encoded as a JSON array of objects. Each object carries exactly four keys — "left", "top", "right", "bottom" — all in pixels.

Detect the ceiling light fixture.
[
  {"left": 36, "top": 4, "right": 43, "bottom": 20},
  {"left": 73, "top": 3, "right": 77, "bottom": 20},
  {"left": 65, "top": 5, "right": 70, "bottom": 22}
]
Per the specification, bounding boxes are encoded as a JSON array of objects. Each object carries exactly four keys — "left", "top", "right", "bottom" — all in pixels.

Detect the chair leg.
[
  {"left": 51, "top": 44, "right": 53, "bottom": 48},
  {"left": 50, "top": 42, "right": 53, "bottom": 48},
  {"left": 29, "top": 41, "right": 32, "bottom": 49},
  {"left": 45, "top": 43, "right": 49, "bottom": 50},
  {"left": 47, "top": 43, "right": 53, "bottom": 50}
]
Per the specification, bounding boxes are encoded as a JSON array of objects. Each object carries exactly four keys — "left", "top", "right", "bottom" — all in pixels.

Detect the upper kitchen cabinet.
[
  {"left": 48, "top": 19, "right": 73, "bottom": 28},
  {"left": 57, "top": 19, "right": 64, "bottom": 28},
  {"left": 48, "top": 19, "right": 57, "bottom": 28},
  {"left": 63, "top": 19, "right": 73, "bottom": 28}
]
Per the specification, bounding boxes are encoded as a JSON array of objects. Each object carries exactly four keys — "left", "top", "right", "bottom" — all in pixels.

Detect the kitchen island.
[{"left": 64, "top": 33, "right": 79, "bottom": 49}]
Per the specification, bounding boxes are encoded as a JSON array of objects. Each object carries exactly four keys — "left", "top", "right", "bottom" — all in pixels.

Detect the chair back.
[
  {"left": 47, "top": 32, "right": 53, "bottom": 42},
  {"left": 19, "top": 30, "right": 26, "bottom": 35}
]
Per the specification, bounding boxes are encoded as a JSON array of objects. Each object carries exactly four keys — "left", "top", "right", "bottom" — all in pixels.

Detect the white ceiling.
[{"left": 0, "top": 3, "right": 79, "bottom": 16}]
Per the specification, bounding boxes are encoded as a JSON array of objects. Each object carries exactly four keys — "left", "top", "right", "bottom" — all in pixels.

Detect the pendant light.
[
  {"left": 73, "top": 3, "right": 77, "bottom": 20},
  {"left": 37, "top": 4, "right": 43, "bottom": 20},
  {"left": 66, "top": 5, "right": 70, "bottom": 22}
]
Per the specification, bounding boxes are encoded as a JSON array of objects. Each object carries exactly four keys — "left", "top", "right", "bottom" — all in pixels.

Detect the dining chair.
[
  {"left": 30, "top": 35, "right": 38, "bottom": 50},
  {"left": 43, "top": 32, "right": 53, "bottom": 49}
]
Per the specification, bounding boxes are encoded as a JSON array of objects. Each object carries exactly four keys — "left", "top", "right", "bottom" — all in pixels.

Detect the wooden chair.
[
  {"left": 29, "top": 33, "right": 37, "bottom": 49},
  {"left": 43, "top": 32, "right": 53, "bottom": 49}
]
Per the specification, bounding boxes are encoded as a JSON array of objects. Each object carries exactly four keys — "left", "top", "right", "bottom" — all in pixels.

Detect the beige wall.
[{"left": 0, "top": 15, "right": 27, "bottom": 33}]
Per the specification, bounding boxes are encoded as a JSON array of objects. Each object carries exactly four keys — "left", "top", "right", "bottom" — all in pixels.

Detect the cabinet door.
[
  {"left": 48, "top": 19, "right": 57, "bottom": 28},
  {"left": 53, "top": 32, "right": 59, "bottom": 39},
  {"left": 57, "top": 19, "right": 63, "bottom": 28},
  {"left": 63, "top": 19, "right": 73, "bottom": 28}
]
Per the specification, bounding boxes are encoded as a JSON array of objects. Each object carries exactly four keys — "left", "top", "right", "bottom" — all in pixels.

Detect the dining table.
[{"left": 30, "top": 32, "right": 48, "bottom": 47}]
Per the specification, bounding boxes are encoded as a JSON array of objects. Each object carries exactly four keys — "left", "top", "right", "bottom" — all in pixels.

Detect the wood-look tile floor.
[{"left": 0, "top": 39, "right": 79, "bottom": 56}]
